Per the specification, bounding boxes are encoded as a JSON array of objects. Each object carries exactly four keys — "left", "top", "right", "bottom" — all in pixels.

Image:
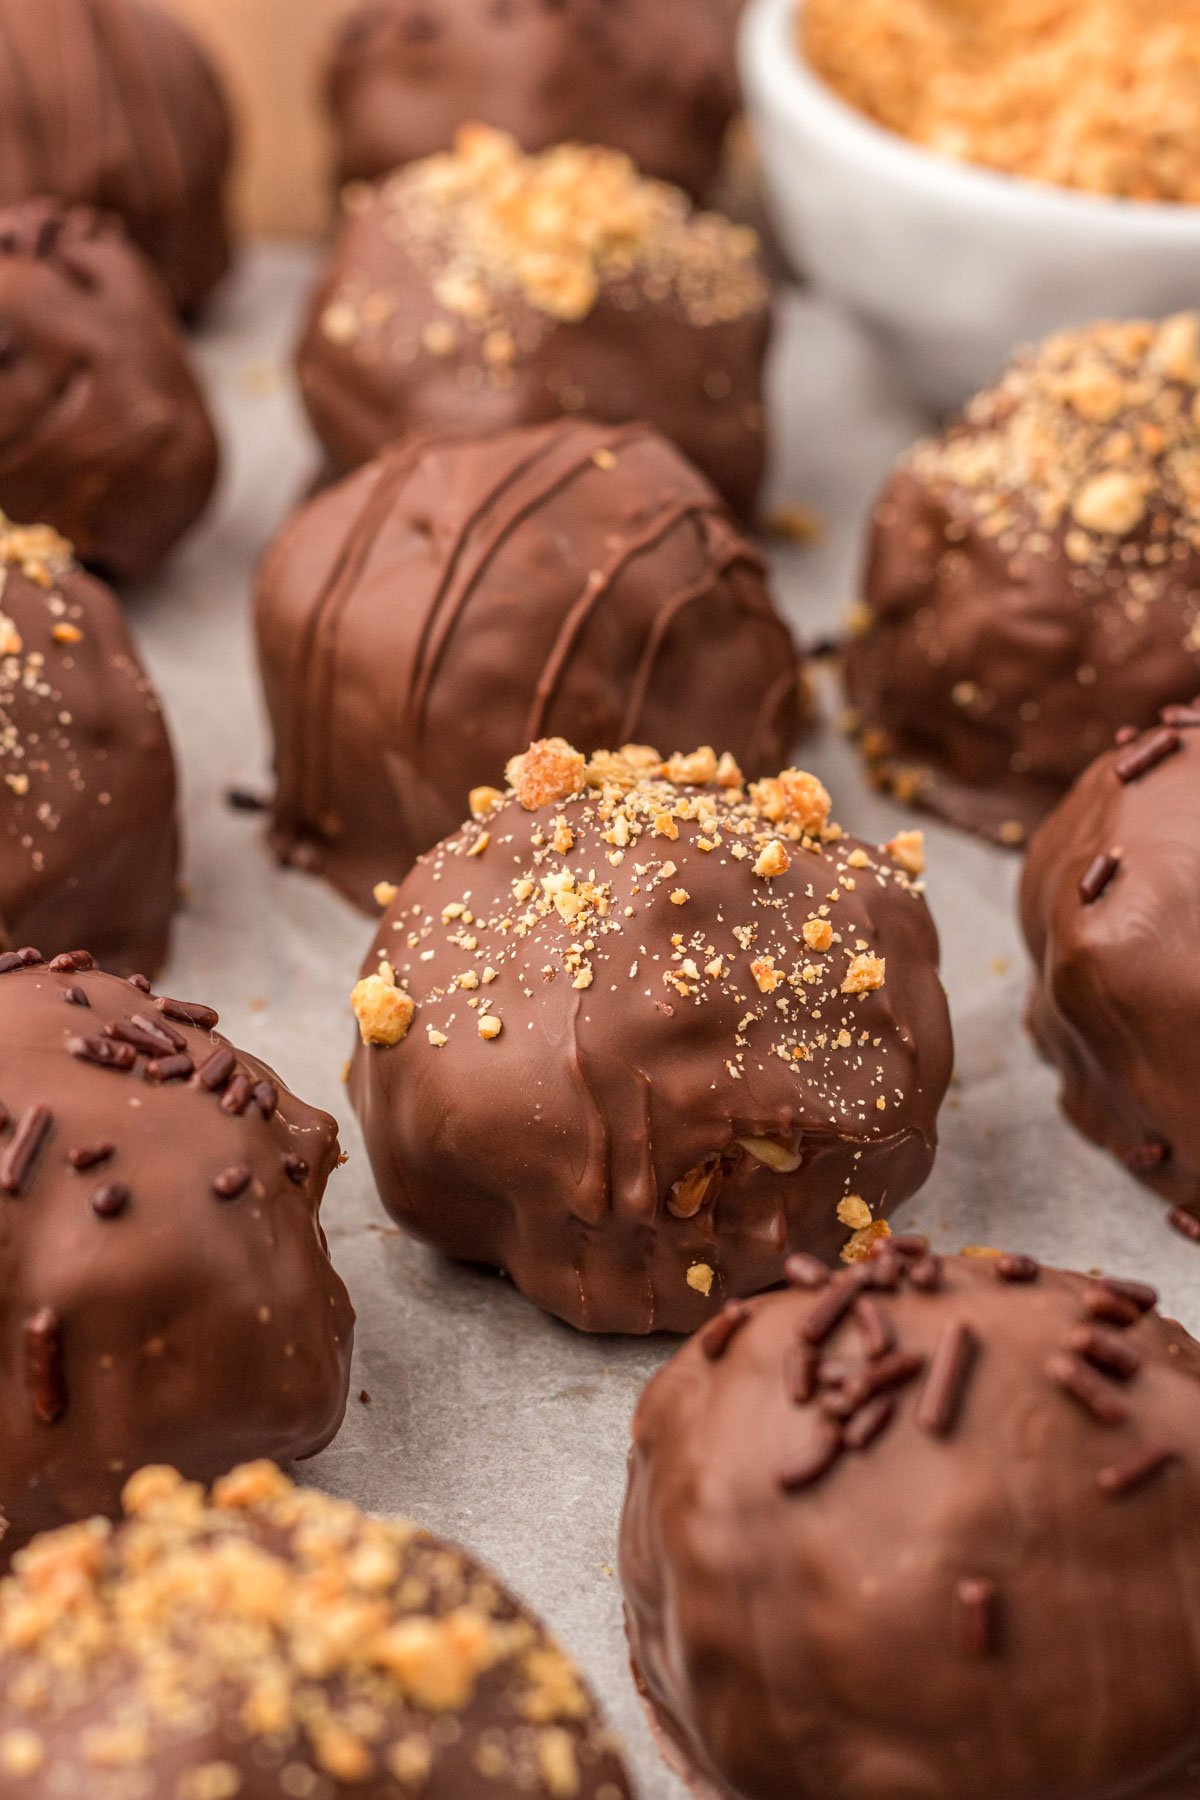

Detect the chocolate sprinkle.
[
  {"left": 1097, "top": 1443, "right": 1178, "bottom": 1497},
  {"left": 994, "top": 1253, "right": 1039, "bottom": 1283},
  {"left": 956, "top": 1577, "right": 999, "bottom": 1658},
  {"left": 916, "top": 1322, "right": 977, "bottom": 1437},
  {"left": 854, "top": 1296, "right": 895, "bottom": 1360},
  {"left": 24, "top": 1307, "right": 66, "bottom": 1425},
  {"left": 144, "top": 1052, "right": 194, "bottom": 1083},
  {"left": 1068, "top": 1325, "right": 1140, "bottom": 1381},
  {"left": 67, "top": 1142, "right": 114, "bottom": 1171},
  {"left": 784, "top": 1253, "right": 831, "bottom": 1291},
  {"left": 779, "top": 1418, "right": 843, "bottom": 1492},
  {"left": 62, "top": 986, "right": 89, "bottom": 1007},
  {"left": 842, "top": 1393, "right": 895, "bottom": 1451},
  {"left": 253, "top": 1079, "right": 279, "bottom": 1120},
  {"left": 699, "top": 1301, "right": 750, "bottom": 1362},
  {"left": 1047, "top": 1354, "right": 1130, "bottom": 1426},
  {"left": 47, "top": 951, "right": 94, "bottom": 974},
  {"left": 157, "top": 996, "right": 219, "bottom": 1031},
  {"left": 1114, "top": 726, "right": 1180, "bottom": 784},
  {"left": 195, "top": 1047, "right": 236, "bottom": 1092},
  {"left": 1079, "top": 852, "right": 1120, "bottom": 904},
  {"left": 282, "top": 1153, "right": 309, "bottom": 1184},
  {"left": 68, "top": 1036, "right": 136, "bottom": 1072},
  {"left": 213, "top": 1164, "right": 253, "bottom": 1201},
  {"left": 0, "top": 1104, "right": 52, "bottom": 1195},
  {"left": 1168, "top": 1208, "right": 1200, "bottom": 1244},
  {"left": 90, "top": 1182, "right": 131, "bottom": 1219},
  {"left": 221, "top": 1073, "right": 253, "bottom": 1116},
  {"left": 800, "top": 1273, "right": 863, "bottom": 1346},
  {"left": 785, "top": 1341, "right": 819, "bottom": 1405}
]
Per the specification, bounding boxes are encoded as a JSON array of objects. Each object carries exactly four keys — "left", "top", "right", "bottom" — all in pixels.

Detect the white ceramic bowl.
[{"left": 740, "top": 0, "right": 1200, "bottom": 412}]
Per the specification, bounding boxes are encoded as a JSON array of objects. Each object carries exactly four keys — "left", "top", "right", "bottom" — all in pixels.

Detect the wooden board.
[{"left": 157, "top": 0, "right": 350, "bottom": 239}]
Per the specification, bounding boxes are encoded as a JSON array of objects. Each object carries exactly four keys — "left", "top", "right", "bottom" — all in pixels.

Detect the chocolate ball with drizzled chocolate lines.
[
  {"left": 0, "top": 953, "right": 354, "bottom": 1560},
  {"left": 621, "top": 1245, "right": 1200, "bottom": 1800}
]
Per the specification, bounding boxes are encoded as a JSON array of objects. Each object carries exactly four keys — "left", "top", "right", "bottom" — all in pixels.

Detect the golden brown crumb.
[
  {"left": 351, "top": 962, "right": 416, "bottom": 1044},
  {"left": 0, "top": 1464, "right": 613, "bottom": 1794},
  {"left": 507, "top": 738, "right": 587, "bottom": 810},
  {"left": 905, "top": 315, "right": 1200, "bottom": 584},
  {"left": 803, "top": 0, "right": 1200, "bottom": 205}
]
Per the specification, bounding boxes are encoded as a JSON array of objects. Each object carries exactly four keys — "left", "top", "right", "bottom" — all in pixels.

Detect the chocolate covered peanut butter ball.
[
  {"left": 845, "top": 314, "right": 1200, "bottom": 846},
  {"left": 621, "top": 1248, "right": 1200, "bottom": 1800},
  {"left": 349, "top": 740, "right": 952, "bottom": 1333},
  {"left": 325, "top": 0, "right": 737, "bottom": 203},
  {"left": 0, "top": 201, "right": 218, "bottom": 583},
  {"left": 1022, "top": 707, "right": 1200, "bottom": 1211},
  {"left": 257, "top": 419, "right": 807, "bottom": 909},
  {"left": 0, "top": 517, "right": 177, "bottom": 974},
  {"left": 0, "top": 1461, "right": 632, "bottom": 1798},
  {"left": 0, "top": 0, "right": 234, "bottom": 315},
  {"left": 0, "top": 957, "right": 354, "bottom": 1560},
  {"left": 297, "top": 127, "right": 771, "bottom": 519}
]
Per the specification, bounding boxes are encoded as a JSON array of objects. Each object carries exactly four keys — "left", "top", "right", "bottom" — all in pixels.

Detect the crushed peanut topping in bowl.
[
  {"left": 906, "top": 314, "right": 1200, "bottom": 573},
  {"left": 0, "top": 1462, "right": 629, "bottom": 1797},
  {"left": 803, "top": 0, "right": 1200, "bottom": 205}
]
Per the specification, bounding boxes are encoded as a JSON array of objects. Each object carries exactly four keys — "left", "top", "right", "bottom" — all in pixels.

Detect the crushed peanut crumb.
[
  {"left": 351, "top": 962, "right": 416, "bottom": 1045},
  {"left": 804, "top": 0, "right": 1200, "bottom": 205}
]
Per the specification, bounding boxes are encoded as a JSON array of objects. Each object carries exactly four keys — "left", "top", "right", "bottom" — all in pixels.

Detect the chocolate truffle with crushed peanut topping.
[
  {"left": 621, "top": 1248, "right": 1200, "bottom": 1800},
  {"left": 349, "top": 740, "right": 952, "bottom": 1334},
  {"left": 257, "top": 418, "right": 807, "bottom": 910},
  {"left": 0, "top": 516, "right": 177, "bottom": 974},
  {"left": 296, "top": 127, "right": 771, "bottom": 519},
  {"left": 325, "top": 0, "right": 737, "bottom": 203},
  {"left": 0, "top": 957, "right": 354, "bottom": 1560},
  {"left": 0, "top": 1461, "right": 633, "bottom": 1799},
  {"left": 0, "top": 0, "right": 234, "bottom": 315},
  {"left": 1022, "top": 709, "right": 1200, "bottom": 1212},
  {"left": 845, "top": 314, "right": 1200, "bottom": 847},
  {"left": 0, "top": 201, "right": 218, "bottom": 583}
]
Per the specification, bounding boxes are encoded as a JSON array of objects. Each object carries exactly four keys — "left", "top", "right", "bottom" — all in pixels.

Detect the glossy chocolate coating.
[
  {"left": 325, "top": 0, "right": 738, "bottom": 202},
  {"left": 621, "top": 1251, "right": 1200, "bottom": 1800},
  {"left": 0, "top": 0, "right": 234, "bottom": 315},
  {"left": 349, "top": 748, "right": 951, "bottom": 1333},
  {"left": 0, "top": 201, "right": 218, "bottom": 582},
  {"left": 0, "top": 960, "right": 354, "bottom": 1561},
  {"left": 0, "top": 1462, "right": 632, "bottom": 1799},
  {"left": 845, "top": 317, "right": 1200, "bottom": 848},
  {"left": 296, "top": 131, "right": 770, "bottom": 520},
  {"left": 257, "top": 420, "right": 807, "bottom": 910},
  {"left": 1022, "top": 714, "right": 1200, "bottom": 1209},
  {"left": 0, "top": 524, "right": 178, "bottom": 974}
]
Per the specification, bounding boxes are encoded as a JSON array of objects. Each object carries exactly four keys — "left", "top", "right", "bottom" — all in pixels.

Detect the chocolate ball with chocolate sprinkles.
[
  {"left": 0, "top": 1461, "right": 633, "bottom": 1799},
  {"left": 325, "top": 0, "right": 737, "bottom": 203},
  {"left": 0, "top": 201, "right": 219, "bottom": 583},
  {"left": 348, "top": 739, "right": 951, "bottom": 1334},
  {"left": 845, "top": 314, "right": 1200, "bottom": 847},
  {"left": 1021, "top": 707, "right": 1200, "bottom": 1212},
  {"left": 620, "top": 1247, "right": 1200, "bottom": 1800},
  {"left": 0, "top": 0, "right": 233, "bottom": 316},
  {"left": 296, "top": 127, "right": 771, "bottom": 520},
  {"left": 257, "top": 419, "right": 808, "bottom": 909},
  {"left": 0, "top": 516, "right": 177, "bottom": 975},
  {"left": 0, "top": 958, "right": 354, "bottom": 1559}
]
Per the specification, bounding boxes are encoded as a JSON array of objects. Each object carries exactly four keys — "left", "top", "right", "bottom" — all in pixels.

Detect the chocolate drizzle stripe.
[
  {"left": 916, "top": 1322, "right": 977, "bottom": 1436},
  {"left": 0, "top": 1104, "right": 52, "bottom": 1194}
]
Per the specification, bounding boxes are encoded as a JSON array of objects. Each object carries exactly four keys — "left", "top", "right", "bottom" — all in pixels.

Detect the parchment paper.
[{"left": 131, "top": 247, "right": 1196, "bottom": 1799}]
